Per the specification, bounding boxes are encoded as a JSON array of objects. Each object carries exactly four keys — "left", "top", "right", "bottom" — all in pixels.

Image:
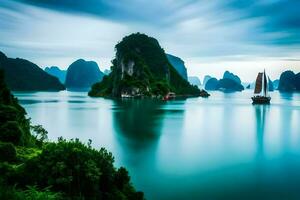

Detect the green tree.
[{"left": 31, "top": 125, "right": 48, "bottom": 146}]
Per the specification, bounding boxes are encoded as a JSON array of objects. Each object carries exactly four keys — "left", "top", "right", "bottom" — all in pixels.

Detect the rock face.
[
  {"left": 65, "top": 59, "right": 104, "bottom": 89},
  {"left": 0, "top": 51, "right": 65, "bottom": 91},
  {"left": 220, "top": 71, "right": 244, "bottom": 91},
  {"left": 45, "top": 66, "right": 67, "bottom": 84},
  {"left": 205, "top": 78, "right": 219, "bottom": 90},
  {"left": 278, "top": 70, "right": 300, "bottom": 91},
  {"left": 89, "top": 33, "right": 202, "bottom": 97},
  {"left": 218, "top": 78, "right": 244, "bottom": 91},
  {"left": 188, "top": 76, "right": 201, "bottom": 86},
  {"left": 295, "top": 73, "right": 300, "bottom": 90},
  {"left": 273, "top": 79, "right": 279, "bottom": 90},
  {"left": 268, "top": 78, "right": 274, "bottom": 91},
  {"left": 203, "top": 75, "right": 212, "bottom": 86},
  {"left": 0, "top": 51, "right": 7, "bottom": 60},
  {"left": 205, "top": 71, "right": 244, "bottom": 91},
  {"left": 223, "top": 71, "right": 241, "bottom": 84},
  {"left": 166, "top": 54, "right": 188, "bottom": 80},
  {"left": 245, "top": 82, "right": 255, "bottom": 89}
]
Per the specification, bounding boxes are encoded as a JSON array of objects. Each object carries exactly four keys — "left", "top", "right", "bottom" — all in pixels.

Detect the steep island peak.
[{"left": 89, "top": 33, "right": 208, "bottom": 98}]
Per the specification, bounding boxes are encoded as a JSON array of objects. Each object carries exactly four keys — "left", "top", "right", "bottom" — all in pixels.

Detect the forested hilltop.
[
  {"left": 89, "top": 33, "right": 202, "bottom": 98},
  {"left": 65, "top": 59, "right": 104, "bottom": 89},
  {"left": 0, "top": 51, "right": 65, "bottom": 91},
  {"left": 0, "top": 70, "right": 144, "bottom": 199}
]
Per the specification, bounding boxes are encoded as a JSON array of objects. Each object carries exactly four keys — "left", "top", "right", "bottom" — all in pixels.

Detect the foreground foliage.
[
  {"left": 0, "top": 185, "right": 63, "bottom": 200},
  {"left": 0, "top": 70, "right": 144, "bottom": 199}
]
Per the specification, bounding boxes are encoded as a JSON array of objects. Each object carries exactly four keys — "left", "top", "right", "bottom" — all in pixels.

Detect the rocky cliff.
[
  {"left": 205, "top": 78, "right": 219, "bottom": 90},
  {"left": 45, "top": 66, "right": 67, "bottom": 84},
  {"left": 65, "top": 59, "right": 104, "bottom": 89},
  {"left": 166, "top": 54, "right": 188, "bottom": 80},
  {"left": 203, "top": 75, "right": 212, "bottom": 86},
  {"left": 188, "top": 76, "right": 201, "bottom": 86},
  {"left": 278, "top": 70, "right": 300, "bottom": 91},
  {"left": 0, "top": 51, "right": 65, "bottom": 91},
  {"left": 223, "top": 71, "right": 241, "bottom": 84},
  {"left": 204, "top": 71, "right": 244, "bottom": 92},
  {"left": 89, "top": 33, "right": 202, "bottom": 97}
]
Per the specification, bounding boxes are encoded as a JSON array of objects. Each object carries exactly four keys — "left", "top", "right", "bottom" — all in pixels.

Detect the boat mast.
[
  {"left": 261, "top": 71, "right": 264, "bottom": 97},
  {"left": 263, "top": 69, "right": 268, "bottom": 97}
]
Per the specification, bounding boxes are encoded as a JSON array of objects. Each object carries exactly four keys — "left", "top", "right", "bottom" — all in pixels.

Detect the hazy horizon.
[{"left": 1, "top": 0, "right": 300, "bottom": 82}]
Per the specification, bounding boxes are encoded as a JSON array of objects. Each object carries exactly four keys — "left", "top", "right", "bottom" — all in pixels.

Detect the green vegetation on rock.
[
  {"left": 89, "top": 33, "right": 201, "bottom": 98},
  {"left": 0, "top": 51, "right": 65, "bottom": 91},
  {"left": 65, "top": 59, "right": 104, "bottom": 89},
  {"left": 44, "top": 66, "right": 67, "bottom": 85}
]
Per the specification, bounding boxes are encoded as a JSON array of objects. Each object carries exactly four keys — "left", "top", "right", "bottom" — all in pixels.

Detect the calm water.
[{"left": 14, "top": 91, "right": 300, "bottom": 200}]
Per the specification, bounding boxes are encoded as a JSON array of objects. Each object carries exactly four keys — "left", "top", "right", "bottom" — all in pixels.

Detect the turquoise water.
[{"left": 14, "top": 91, "right": 300, "bottom": 200}]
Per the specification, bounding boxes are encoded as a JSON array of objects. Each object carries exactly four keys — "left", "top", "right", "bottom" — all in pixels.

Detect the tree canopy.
[{"left": 0, "top": 69, "right": 144, "bottom": 200}]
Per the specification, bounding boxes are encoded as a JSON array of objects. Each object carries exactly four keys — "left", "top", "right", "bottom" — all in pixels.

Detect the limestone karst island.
[{"left": 0, "top": 1, "right": 300, "bottom": 200}]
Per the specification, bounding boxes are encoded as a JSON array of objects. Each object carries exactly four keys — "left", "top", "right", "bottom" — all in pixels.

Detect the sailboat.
[{"left": 252, "top": 70, "right": 271, "bottom": 104}]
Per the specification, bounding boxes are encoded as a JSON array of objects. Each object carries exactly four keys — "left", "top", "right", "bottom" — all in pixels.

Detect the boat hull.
[{"left": 251, "top": 96, "right": 271, "bottom": 104}]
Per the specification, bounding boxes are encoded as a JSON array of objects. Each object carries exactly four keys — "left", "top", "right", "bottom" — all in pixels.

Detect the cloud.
[
  {"left": 12, "top": 0, "right": 198, "bottom": 26},
  {"left": 0, "top": 1, "right": 129, "bottom": 68},
  {"left": 0, "top": 0, "right": 299, "bottom": 81},
  {"left": 12, "top": 0, "right": 300, "bottom": 46},
  {"left": 221, "top": 0, "right": 300, "bottom": 45}
]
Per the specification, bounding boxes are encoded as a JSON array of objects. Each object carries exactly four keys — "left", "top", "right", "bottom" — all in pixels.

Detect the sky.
[{"left": 0, "top": 0, "right": 300, "bottom": 82}]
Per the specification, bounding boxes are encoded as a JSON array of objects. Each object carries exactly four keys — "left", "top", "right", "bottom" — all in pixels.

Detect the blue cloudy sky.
[{"left": 0, "top": 0, "right": 299, "bottom": 82}]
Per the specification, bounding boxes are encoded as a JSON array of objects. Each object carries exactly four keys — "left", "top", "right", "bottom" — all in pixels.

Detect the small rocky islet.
[{"left": 204, "top": 71, "right": 244, "bottom": 92}]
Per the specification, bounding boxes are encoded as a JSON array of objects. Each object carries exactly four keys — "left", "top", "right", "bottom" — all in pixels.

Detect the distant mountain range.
[
  {"left": 268, "top": 78, "right": 275, "bottom": 91},
  {"left": 203, "top": 71, "right": 294, "bottom": 93},
  {"left": 45, "top": 66, "right": 67, "bottom": 84},
  {"left": 278, "top": 70, "right": 300, "bottom": 92},
  {"left": 223, "top": 71, "right": 241, "bottom": 84},
  {"left": 205, "top": 78, "right": 219, "bottom": 90},
  {"left": 166, "top": 54, "right": 188, "bottom": 80},
  {"left": 167, "top": 54, "right": 203, "bottom": 88},
  {"left": 245, "top": 78, "right": 278, "bottom": 91},
  {"left": 203, "top": 75, "right": 212, "bottom": 86},
  {"left": 0, "top": 51, "right": 65, "bottom": 91},
  {"left": 273, "top": 79, "right": 280, "bottom": 90},
  {"left": 1, "top": 49, "right": 298, "bottom": 94},
  {"left": 205, "top": 71, "right": 244, "bottom": 92},
  {"left": 65, "top": 59, "right": 104, "bottom": 89},
  {"left": 188, "top": 76, "right": 201, "bottom": 86},
  {"left": 45, "top": 60, "right": 105, "bottom": 89}
]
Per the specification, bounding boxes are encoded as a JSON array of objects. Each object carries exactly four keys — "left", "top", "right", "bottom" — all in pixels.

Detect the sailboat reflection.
[{"left": 255, "top": 104, "right": 269, "bottom": 159}]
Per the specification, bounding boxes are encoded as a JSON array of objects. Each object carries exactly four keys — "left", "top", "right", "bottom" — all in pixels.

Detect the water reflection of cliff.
[{"left": 112, "top": 99, "right": 166, "bottom": 148}]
